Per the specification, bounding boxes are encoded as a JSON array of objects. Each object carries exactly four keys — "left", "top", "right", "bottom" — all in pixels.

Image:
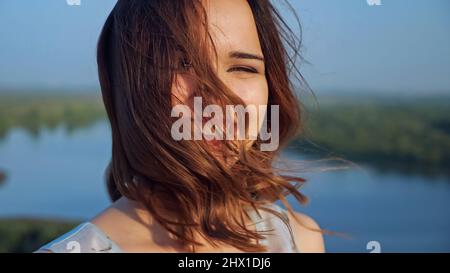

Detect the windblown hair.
[{"left": 97, "top": 0, "right": 311, "bottom": 252}]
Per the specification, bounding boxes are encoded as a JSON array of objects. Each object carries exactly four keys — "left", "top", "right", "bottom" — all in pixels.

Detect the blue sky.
[{"left": 0, "top": 0, "right": 449, "bottom": 95}]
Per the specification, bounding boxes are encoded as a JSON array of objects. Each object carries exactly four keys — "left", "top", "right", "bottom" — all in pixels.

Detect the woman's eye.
[{"left": 228, "top": 66, "right": 258, "bottom": 73}]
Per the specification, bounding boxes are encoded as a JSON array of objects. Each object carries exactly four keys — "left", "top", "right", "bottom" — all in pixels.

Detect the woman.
[{"left": 36, "top": 0, "right": 324, "bottom": 253}]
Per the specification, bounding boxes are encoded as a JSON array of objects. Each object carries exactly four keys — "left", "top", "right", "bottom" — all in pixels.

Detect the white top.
[{"left": 35, "top": 203, "right": 299, "bottom": 253}]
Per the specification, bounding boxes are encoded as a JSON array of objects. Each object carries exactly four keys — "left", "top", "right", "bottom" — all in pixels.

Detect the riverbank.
[
  {"left": 1, "top": 91, "right": 449, "bottom": 176},
  {"left": 0, "top": 217, "right": 80, "bottom": 253}
]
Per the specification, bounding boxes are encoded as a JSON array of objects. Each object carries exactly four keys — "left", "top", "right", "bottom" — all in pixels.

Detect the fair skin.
[
  {"left": 92, "top": 196, "right": 324, "bottom": 253},
  {"left": 91, "top": 0, "right": 325, "bottom": 253}
]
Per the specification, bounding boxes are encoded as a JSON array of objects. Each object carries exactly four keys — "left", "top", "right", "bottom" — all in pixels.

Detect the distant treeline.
[
  {"left": 0, "top": 218, "right": 79, "bottom": 253},
  {"left": 0, "top": 92, "right": 106, "bottom": 140},
  {"left": 293, "top": 94, "right": 450, "bottom": 177},
  {"left": 0, "top": 92, "right": 449, "bottom": 176}
]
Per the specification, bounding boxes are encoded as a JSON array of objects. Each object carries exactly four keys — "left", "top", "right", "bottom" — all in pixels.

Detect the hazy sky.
[{"left": 0, "top": 0, "right": 449, "bottom": 95}]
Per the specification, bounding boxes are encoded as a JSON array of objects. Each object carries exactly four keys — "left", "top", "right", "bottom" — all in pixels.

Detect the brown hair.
[{"left": 97, "top": 0, "right": 312, "bottom": 252}]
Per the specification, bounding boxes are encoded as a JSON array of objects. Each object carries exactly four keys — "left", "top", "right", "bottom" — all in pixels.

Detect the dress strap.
[
  {"left": 271, "top": 204, "right": 299, "bottom": 253},
  {"left": 246, "top": 203, "right": 300, "bottom": 253}
]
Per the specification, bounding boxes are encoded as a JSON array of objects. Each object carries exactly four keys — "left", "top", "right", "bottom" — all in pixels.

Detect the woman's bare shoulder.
[
  {"left": 286, "top": 211, "right": 325, "bottom": 253},
  {"left": 88, "top": 197, "right": 170, "bottom": 252}
]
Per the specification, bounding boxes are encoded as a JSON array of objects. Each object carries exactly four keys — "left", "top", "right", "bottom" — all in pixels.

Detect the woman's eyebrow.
[{"left": 228, "top": 51, "right": 265, "bottom": 62}]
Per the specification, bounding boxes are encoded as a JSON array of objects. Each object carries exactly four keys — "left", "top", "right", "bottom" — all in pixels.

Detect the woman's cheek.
[{"left": 231, "top": 78, "right": 269, "bottom": 107}]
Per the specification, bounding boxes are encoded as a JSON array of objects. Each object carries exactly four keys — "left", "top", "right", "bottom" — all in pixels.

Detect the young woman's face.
[{"left": 172, "top": 0, "right": 268, "bottom": 149}]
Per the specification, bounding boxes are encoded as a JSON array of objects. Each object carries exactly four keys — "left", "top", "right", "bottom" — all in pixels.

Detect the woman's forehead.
[{"left": 205, "top": 0, "right": 263, "bottom": 57}]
